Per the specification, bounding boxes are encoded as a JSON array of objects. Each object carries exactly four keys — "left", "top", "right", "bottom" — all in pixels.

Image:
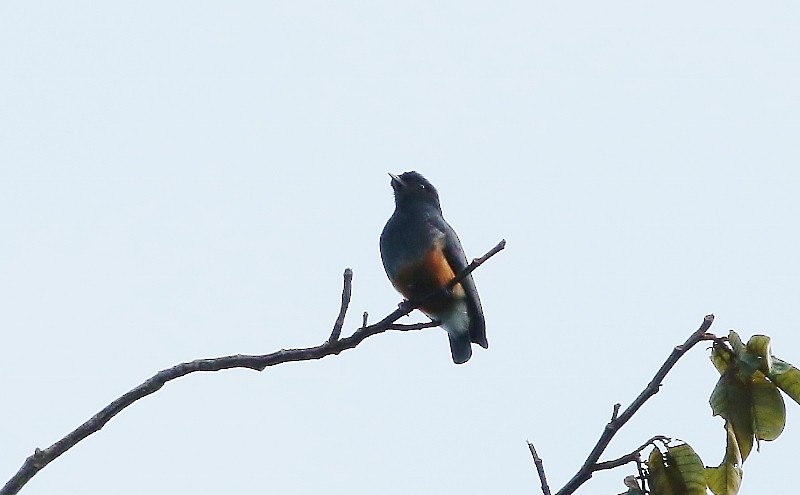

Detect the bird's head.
[{"left": 389, "top": 171, "right": 441, "bottom": 211}]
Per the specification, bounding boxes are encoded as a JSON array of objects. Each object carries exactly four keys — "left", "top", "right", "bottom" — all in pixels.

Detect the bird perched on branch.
[{"left": 380, "top": 171, "right": 488, "bottom": 364}]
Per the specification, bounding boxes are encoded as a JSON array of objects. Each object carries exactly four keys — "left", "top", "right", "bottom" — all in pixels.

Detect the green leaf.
[
  {"left": 727, "top": 332, "right": 760, "bottom": 378},
  {"left": 648, "top": 448, "right": 670, "bottom": 495},
  {"left": 728, "top": 331, "right": 745, "bottom": 356},
  {"left": 745, "top": 335, "right": 774, "bottom": 375},
  {"left": 647, "top": 444, "right": 706, "bottom": 495},
  {"left": 708, "top": 333, "right": 786, "bottom": 458},
  {"left": 666, "top": 444, "right": 707, "bottom": 495},
  {"left": 769, "top": 357, "right": 800, "bottom": 405},
  {"left": 711, "top": 342, "right": 732, "bottom": 375},
  {"left": 706, "top": 423, "right": 743, "bottom": 495},
  {"left": 751, "top": 373, "right": 785, "bottom": 442},
  {"left": 709, "top": 372, "right": 754, "bottom": 460}
]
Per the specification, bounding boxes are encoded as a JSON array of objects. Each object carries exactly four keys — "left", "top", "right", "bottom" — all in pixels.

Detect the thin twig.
[
  {"left": 448, "top": 239, "right": 506, "bottom": 290},
  {"left": 635, "top": 454, "right": 648, "bottom": 492},
  {"left": 328, "top": 268, "right": 353, "bottom": 343},
  {"left": 406, "top": 238, "right": 506, "bottom": 309},
  {"left": 527, "top": 441, "right": 552, "bottom": 495},
  {"left": 610, "top": 403, "right": 621, "bottom": 421},
  {"left": 593, "top": 435, "right": 670, "bottom": 471},
  {"left": 554, "top": 314, "right": 717, "bottom": 495},
  {"left": 1, "top": 240, "right": 506, "bottom": 495},
  {"left": 387, "top": 321, "right": 441, "bottom": 331}
]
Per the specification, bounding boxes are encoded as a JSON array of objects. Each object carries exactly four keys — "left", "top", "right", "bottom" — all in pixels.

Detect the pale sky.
[{"left": 2, "top": 2, "right": 799, "bottom": 494}]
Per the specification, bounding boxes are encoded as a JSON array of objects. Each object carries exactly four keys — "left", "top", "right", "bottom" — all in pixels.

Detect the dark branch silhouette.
[
  {"left": 0, "top": 239, "right": 506, "bottom": 495},
  {"left": 592, "top": 435, "right": 670, "bottom": 471},
  {"left": 527, "top": 314, "right": 717, "bottom": 495},
  {"left": 527, "top": 441, "right": 552, "bottom": 495},
  {"left": 327, "top": 267, "right": 353, "bottom": 343}
]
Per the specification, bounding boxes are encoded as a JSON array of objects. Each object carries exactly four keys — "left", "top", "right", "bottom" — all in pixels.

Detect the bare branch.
[
  {"left": 593, "top": 435, "right": 670, "bottom": 471},
  {"left": 553, "top": 314, "right": 717, "bottom": 495},
  {"left": 447, "top": 239, "right": 506, "bottom": 290},
  {"left": 388, "top": 321, "right": 440, "bottom": 331},
  {"left": 527, "top": 441, "right": 552, "bottom": 495},
  {"left": 328, "top": 268, "right": 353, "bottom": 343},
  {"left": 1, "top": 240, "right": 506, "bottom": 495}
]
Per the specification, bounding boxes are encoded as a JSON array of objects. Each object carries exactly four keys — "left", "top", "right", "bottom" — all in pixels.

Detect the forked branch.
[
  {"left": 1, "top": 239, "right": 506, "bottom": 495},
  {"left": 528, "top": 314, "right": 717, "bottom": 495}
]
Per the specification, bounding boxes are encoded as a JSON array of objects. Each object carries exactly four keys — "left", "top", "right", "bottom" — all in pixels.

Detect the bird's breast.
[{"left": 390, "top": 238, "right": 465, "bottom": 314}]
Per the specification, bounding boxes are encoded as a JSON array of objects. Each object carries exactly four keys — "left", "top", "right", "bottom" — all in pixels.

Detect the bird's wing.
[{"left": 429, "top": 217, "right": 488, "bottom": 348}]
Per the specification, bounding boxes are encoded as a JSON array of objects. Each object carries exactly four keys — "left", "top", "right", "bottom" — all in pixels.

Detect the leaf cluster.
[{"left": 639, "top": 331, "right": 800, "bottom": 495}]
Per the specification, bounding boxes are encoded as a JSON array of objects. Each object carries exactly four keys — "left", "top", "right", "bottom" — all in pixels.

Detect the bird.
[{"left": 379, "top": 171, "right": 488, "bottom": 364}]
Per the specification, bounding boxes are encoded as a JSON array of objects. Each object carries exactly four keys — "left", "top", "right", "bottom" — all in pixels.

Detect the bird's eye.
[{"left": 419, "top": 184, "right": 426, "bottom": 190}]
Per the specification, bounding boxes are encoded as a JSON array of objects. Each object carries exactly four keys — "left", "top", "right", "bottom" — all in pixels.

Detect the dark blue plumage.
[{"left": 380, "top": 171, "right": 487, "bottom": 364}]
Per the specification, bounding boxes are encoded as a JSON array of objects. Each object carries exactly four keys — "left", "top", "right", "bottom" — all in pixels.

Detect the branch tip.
[
  {"left": 527, "top": 440, "right": 552, "bottom": 495},
  {"left": 327, "top": 268, "right": 354, "bottom": 343},
  {"left": 610, "top": 403, "right": 621, "bottom": 421},
  {"left": 554, "top": 314, "right": 717, "bottom": 495}
]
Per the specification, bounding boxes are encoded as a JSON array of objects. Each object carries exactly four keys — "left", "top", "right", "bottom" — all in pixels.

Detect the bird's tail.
[
  {"left": 441, "top": 302, "right": 472, "bottom": 364},
  {"left": 447, "top": 328, "right": 472, "bottom": 364}
]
